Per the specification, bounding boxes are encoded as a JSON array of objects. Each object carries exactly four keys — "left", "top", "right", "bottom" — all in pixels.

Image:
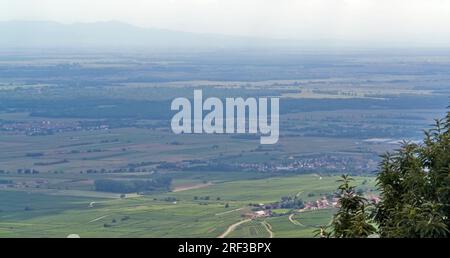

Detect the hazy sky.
[{"left": 2, "top": 0, "right": 450, "bottom": 46}]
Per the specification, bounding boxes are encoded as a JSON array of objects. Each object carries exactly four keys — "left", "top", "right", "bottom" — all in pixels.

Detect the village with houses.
[{"left": 243, "top": 192, "right": 380, "bottom": 219}]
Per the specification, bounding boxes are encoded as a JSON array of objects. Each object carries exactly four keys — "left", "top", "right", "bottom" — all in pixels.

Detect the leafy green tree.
[
  {"left": 375, "top": 115, "right": 450, "bottom": 238},
  {"left": 324, "top": 175, "right": 376, "bottom": 238}
]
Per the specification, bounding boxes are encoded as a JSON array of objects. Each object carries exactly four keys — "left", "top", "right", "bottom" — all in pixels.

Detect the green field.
[
  {"left": 227, "top": 220, "right": 271, "bottom": 238},
  {"left": 0, "top": 174, "right": 375, "bottom": 238}
]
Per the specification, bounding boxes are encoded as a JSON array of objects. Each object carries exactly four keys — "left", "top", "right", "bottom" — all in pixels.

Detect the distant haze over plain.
[
  {"left": 0, "top": 20, "right": 273, "bottom": 49},
  {"left": 1, "top": 0, "right": 450, "bottom": 49}
]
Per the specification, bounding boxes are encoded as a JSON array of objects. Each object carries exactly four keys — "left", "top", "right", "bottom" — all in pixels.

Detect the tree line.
[{"left": 94, "top": 176, "right": 172, "bottom": 194}]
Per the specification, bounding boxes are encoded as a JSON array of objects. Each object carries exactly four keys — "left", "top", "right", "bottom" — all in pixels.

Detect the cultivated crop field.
[{"left": 0, "top": 174, "right": 376, "bottom": 238}]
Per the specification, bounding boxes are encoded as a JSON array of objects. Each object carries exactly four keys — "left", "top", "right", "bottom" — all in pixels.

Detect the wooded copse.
[{"left": 94, "top": 176, "right": 172, "bottom": 194}]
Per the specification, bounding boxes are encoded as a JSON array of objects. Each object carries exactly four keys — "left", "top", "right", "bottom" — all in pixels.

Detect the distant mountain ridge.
[{"left": 0, "top": 20, "right": 286, "bottom": 49}]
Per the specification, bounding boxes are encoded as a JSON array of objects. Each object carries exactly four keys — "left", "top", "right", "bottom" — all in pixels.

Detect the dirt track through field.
[
  {"left": 172, "top": 182, "right": 213, "bottom": 192},
  {"left": 215, "top": 207, "right": 244, "bottom": 216},
  {"left": 218, "top": 219, "right": 251, "bottom": 238},
  {"left": 289, "top": 214, "right": 304, "bottom": 226},
  {"left": 88, "top": 215, "right": 108, "bottom": 223},
  {"left": 262, "top": 221, "right": 274, "bottom": 238}
]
